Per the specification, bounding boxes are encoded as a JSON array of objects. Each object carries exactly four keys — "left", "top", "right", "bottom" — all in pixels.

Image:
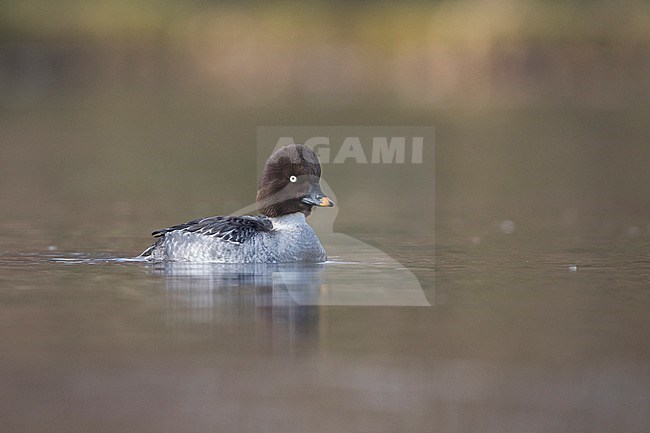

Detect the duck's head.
[{"left": 256, "top": 144, "right": 334, "bottom": 218}]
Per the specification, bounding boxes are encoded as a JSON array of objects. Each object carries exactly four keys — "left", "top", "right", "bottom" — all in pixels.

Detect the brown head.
[{"left": 256, "top": 144, "right": 334, "bottom": 218}]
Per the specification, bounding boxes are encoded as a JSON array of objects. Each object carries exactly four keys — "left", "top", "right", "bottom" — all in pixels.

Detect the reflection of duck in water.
[
  {"left": 141, "top": 144, "right": 334, "bottom": 263},
  {"left": 154, "top": 262, "right": 325, "bottom": 336},
  {"left": 156, "top": 262, "right": 325, "bottom": 306}
]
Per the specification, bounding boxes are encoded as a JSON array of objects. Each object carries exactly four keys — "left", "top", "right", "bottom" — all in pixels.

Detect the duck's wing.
[{"left": 152, "top": 215, "right": 273, "bottom": 245}]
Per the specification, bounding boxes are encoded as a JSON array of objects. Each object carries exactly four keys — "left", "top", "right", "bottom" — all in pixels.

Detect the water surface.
[{"left": 1, "top": 104, "right": 649, "bottom": 432}]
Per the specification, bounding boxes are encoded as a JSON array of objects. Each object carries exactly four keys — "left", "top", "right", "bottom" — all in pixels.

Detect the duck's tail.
[{"left": 138, "top": 237, "right": 163, "bottom": 258}]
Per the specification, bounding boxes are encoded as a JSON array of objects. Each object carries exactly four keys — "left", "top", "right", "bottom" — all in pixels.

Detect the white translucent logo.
[{"left": 274, "top": 135, "right": 424, "bottom": 164}]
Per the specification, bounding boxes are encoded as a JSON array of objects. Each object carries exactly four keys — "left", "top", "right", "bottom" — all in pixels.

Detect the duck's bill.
[{"left": 301, "top": 194, "right": 334, "bottom": 207}]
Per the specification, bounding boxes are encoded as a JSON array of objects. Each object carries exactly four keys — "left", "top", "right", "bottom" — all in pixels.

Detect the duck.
[{"left": 140, "top": 144, "right": 334, "bottom": 263}]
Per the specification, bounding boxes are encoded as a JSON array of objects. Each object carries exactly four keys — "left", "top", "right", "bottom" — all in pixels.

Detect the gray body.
[{"left": 146, "top": 213, "right": 327, "bottom": 263}]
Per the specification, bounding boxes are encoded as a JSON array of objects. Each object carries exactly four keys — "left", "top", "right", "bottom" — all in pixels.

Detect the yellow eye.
[{"left": 289, "top": 175, "right": 297, "bottom": 183}]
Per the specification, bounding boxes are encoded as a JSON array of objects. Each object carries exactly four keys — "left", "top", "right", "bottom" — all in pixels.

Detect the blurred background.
[
  {"left": 1, "top": 1, "right": 650, "bottom": 432},
  {"left": 1, "top": 0, "right": 649, "bottom": 252}
]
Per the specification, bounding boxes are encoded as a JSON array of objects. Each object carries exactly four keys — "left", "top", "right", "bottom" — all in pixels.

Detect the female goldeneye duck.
[{"left": 140, "top": 144, "right": 334, "bottom": 263}]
